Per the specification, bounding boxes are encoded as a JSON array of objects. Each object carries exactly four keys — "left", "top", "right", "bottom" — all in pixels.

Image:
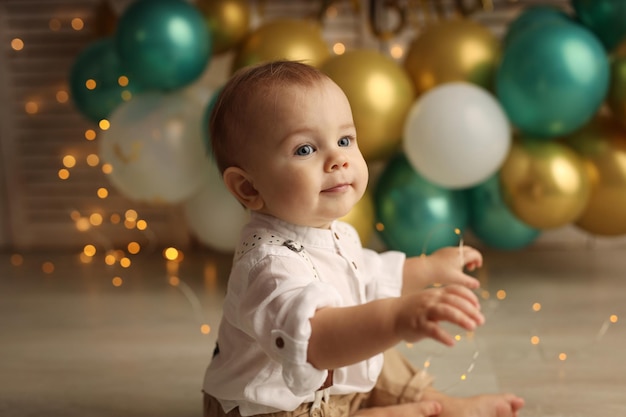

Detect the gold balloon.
[
  {"left": 322, "top": 49, "right": 415, "bottom": 161},
  {"left": 231, "top": 18, "right": 330, "bottom": 72},
  {"left": 565, "top": 115, "right": 626, "bottom": 236},
  {"left": 340, "top": 189, "right": 375, "bottom": 245},
  {"left": 500, "top": 139, "right": 591, "bottom": 230},
  {"left": 196, "top": 0, "right": 250, "bottom": 55},
  {"left": 608, "top": 42, "right": 626, "bottom": 129},
  {"left": 403, "top": 18, "right": 500, "bottom": 96}
]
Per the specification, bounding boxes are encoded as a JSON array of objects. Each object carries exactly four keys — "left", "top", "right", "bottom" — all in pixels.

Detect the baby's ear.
[{"left": 223, "top": 167, "right": 264, "bottom": 211}]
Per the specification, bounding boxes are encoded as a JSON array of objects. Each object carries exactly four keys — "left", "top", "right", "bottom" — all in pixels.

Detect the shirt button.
[{"left": 275, "top": 337, "right": 285, "bottom": 348}]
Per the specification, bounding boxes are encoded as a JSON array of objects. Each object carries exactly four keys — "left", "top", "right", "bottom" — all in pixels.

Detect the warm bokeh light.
[
  {"left": 89, "top": 213, "right": 103, "bottom": 226},
  {"left": 42, "top": 262, "right": 55, "bottom": 274},
  {"left": 56, "top": 90, "right": 69, "bottom": 103},
  {"left": 83, "top": 244, "right": 96, "bottom": 257},
  {"left": 496, "top": 290, "right": 506, "bottom": 300},
  {"left": 125, "top": 209, "right": 138, "bottom": 221},
  {"left": 62, "top": 155, "right": 76, "bottom": 168},
  {"left": 200, "top": 324, "right": 211, "bottom": 335},
  {"left": 75, "top": 217, "right": 91, "bottom": 232},
  {"left": 105, "top": 254, "right": 117, "bottom": 266},
  {"left": 127, "top": 241, "right": 140, "bottom": 254},
  {"left": 110, "top": 213, "right": 121, "bottom": 224},
  {"left": 84, "top": 129, "right": 96, "bottom": 141},
  {"left": 390, "top": 44, "right": 404, "bottom": 59},
  {"left": 85, "top": 79, "right": 96, "bottom": 90},
  {"left": 99, "top": 119, "right": 110, "bottom": 130},
  {"left": 25, "top": 101, "right": 39, "bottom": 114},
  {"left": 49, "top": 18, "right": 61, "bottom": 31},
  {"left": 375, "top": 222, "right": 384, "bottom": 232},
  {"left": 168, "top": 276, "right": 180, "bottom": 286},
  {"left": 86, "top": 154, "right": 99, "bottom": 166},
  {"left": 10, "top": 254, "right": 23, "bottom": 266},
  {"left": 332, "top": 42, "right": 346, "bottom": 55},
  {"left": 124, "top": 219, "right": 136, "bottom": 229},
  {"left": 58, "top": 169, "right": 70, "bottom": 180},
  {"left": 480, "top": 289, "right": 490, "bottom": 300},
  {"left": 136, "top": 219, "right": 148, "bottom": 230},
  {"left": 112, "top": 276, "right": 123, "bottom": 287},
  {"left": 558, "top": 352, "right": 568, "bottom": 361},
  {"left": 163, "top": 247, "right": 179, "bottom": 261},
  {"left": 532, "top": 302, "right": 542, "bottom": 312},
  {"left": 79, "top": 253, "right": 93, "bottom": 264},
  {"left": 460, "top": 374, "right": 467, "bottom": 381},
  {"left": 530, "top": 336, "right": 540, "bottom": 345},
  {"left": 120, "top": 257, "right": 131, "bottom": 268},
  {"left": 70, "top": 210, "right": 81, "bottom": 221},
  {"left": 610, "top": 314, "right": 618, "bottom": 323},
  {"left": 71, "top": 17, "right": 84, "bottom": 30},
  {"left": 118, "top": 76, "right": 129, "bottom": 87},
  {"left": 11, "top": 38, "right": 24, "bottom": 51},
  {"left": 97, "top": 188, "right": 108, "bottom": 199},
  {"left": 102, "top": 163, "right": 113, "bottom": 174},
  {"left": 121, "top": 90, "right": 133, "bottom": 101}
]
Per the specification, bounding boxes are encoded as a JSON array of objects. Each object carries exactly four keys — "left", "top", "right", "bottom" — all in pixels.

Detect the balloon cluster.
[{"left": 67, "top": 0, "right": 626, "bottom": 254}]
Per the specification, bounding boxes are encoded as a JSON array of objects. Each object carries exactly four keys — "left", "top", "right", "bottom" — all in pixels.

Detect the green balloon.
[
  {"left": 69, "top": 38, "right": 143, "bottom": 123},
  {"left": 467, "top": 174, "right": 540, "bottom": 250},
  {"left": 503, "top": 6, "right": 571, "bottom": 46},
  {"left": 374, "top": 153, "right": 468, "bottom": 256},
  {"left": 572, "top": 0, "right": 626, "bottom": 51}
]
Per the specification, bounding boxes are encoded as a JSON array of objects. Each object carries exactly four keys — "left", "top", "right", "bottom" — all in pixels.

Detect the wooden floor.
[{"left": 1, "top": 245, "right": 625, "bottom": 417}]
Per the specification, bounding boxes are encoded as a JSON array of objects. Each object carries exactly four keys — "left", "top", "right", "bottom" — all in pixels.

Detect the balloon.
[
  {"left": 496, "top": 21, "right": 610, "bottom": 138},
  {"left": 403, "top": 18, "right": 500, "bottom": 95},
  {"left": 99, "top": 90, "right": 210, "bottom": 204},
  {"left": 403, "top": 82, "right": 511, "bottom": 189},
  {"left": 374, "top": 153, "right": 469, "bottom": 256},
  {"left": 339, "top": 189, "right": 375, "bottom": 246},
  {"left": 183, "top": 161, "right": 248, "bottom": 253},
  {"left": 608, "top": 45, "right": 626, "bottom": 129},
  {"left": 196, "top": 0, "right": 250, "bottom": 55},
  {"left": 503, "top": 6, "right": 571, "bottom": 46},
  {"left": 565, "top": 115, "right": 626, "bottom": 236},
  {"left": 499, "top": 139, "right": 591, "bottom": 229},
  {"left": 115, "top": 0, "right": 212, "bottom": 91},
  {"left": 467, "top": 174, "right": 541, "bottom": 250},
  {"left": 322, "top": 49, "right": 415, "bottom": 161},
  {"left": 232, "top": 18, "right": 330, "bottom": 72},
  {"left": 571, "top": 0, "right": 626, "bottom": 52},
  {"left": 69, "top": 38, "right": 143, "bottom": 123}
]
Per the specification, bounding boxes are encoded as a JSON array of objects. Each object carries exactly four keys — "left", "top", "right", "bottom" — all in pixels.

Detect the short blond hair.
[{"left": 209, "top": 60, "right": 329, "bottom": 174}]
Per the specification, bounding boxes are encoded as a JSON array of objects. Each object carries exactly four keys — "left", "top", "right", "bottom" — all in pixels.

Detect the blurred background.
[{"left": 1, "top": 0, "right": 626, "bottom": 259}]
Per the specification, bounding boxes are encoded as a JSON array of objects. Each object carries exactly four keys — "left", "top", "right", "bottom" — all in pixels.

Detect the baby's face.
[{"left": 242, "top": 78, "right": 369, "bottom": 228}]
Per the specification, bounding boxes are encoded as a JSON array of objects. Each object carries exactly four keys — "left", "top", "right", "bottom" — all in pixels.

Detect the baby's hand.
[
  {"left": 395, "top": 285, "right": 484, "bottom": 347},
  {"left": 428, "top": 246, "right": 483, "bottom": 288}
]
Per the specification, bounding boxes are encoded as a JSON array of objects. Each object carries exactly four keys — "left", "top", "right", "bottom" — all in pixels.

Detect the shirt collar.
[{"left": 246, "top": 212, "right": 338, "bottom": 250}]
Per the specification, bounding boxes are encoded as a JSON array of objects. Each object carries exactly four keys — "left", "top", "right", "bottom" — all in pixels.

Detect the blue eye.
[
  {"left": 338, "top": 136, "right": 351, "bottom": 147},
  {"left": 295, "top": 144, "right": 314, "bottom": 156}
]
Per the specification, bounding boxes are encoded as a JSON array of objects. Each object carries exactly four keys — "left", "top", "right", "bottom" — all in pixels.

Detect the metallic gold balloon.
[
  {"left": 566, "top": 115, "right": 626, "bottom": 235},
  {"left": 499, "top": 139, "right": 591, "bottom": 230},
  {"left": 232, "top": 18, "right": 330, "bottom": 72},
  {"left": 403, "top": 18, "right": 500, "bottom": 96},
  {"left": 196, "top": 0, "right": 250, "bottom": 55},
  {"left": 322, "top": 49, "right": 415, "bottom": 161},
  {"left": 340, "top": 189, "right": 375, "bottom": 245}
]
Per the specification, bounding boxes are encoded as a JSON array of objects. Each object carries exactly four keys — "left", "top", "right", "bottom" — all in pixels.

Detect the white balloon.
[
  {"left": 183, "top": 161, "right": 249, "bottom": 253},
  {"left": 403, "top": 82, "right": 511, "bottom": 189},
  {"left": 99, "top": 90, "right": 210, "bottom": 203}
]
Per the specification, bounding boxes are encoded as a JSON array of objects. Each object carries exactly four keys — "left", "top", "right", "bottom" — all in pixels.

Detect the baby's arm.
[
  {"left": 307, "top": 284, "right": 484, "bottom": 370},
  {"left": 402, "top": 246, "right": 483, "bottom": 295}
]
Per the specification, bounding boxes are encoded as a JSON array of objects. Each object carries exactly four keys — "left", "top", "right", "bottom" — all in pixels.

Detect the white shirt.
[{"left": 203, "top": 212, "right": 405, "bottom": 416}]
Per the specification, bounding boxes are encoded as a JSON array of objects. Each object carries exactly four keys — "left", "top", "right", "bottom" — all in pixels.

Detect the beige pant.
[{"left": 203, "top": 349, "right": 433, "bottom": 417}]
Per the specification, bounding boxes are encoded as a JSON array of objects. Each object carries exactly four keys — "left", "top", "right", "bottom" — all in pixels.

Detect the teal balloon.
[
  {"left": 374, "top": 153, "right": 469, "bottom": 256},
  {"left": 496, "top": 21, "right": 609, "bottom": 138},
  {"left": 467, "top": 175, "right": 541, "bottom": 250},
  {"left": 504, "top": 6, "right": 571, "bottom": 46},
  {"left": 115, "top": 0, "right": 212, "bottom": 91},
  {"left": 572, "top": 0, "right": 626, "bottom": 51},
  {"left": 69, "top": 38, "right": 143, "bottom": 123}
]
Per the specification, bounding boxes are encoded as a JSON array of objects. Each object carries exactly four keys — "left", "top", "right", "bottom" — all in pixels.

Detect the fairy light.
[
  {"left": 332, "top": 42, "right": 346, "bottom": 55},
  {"left": 119, "top": 257, "right": 131, "bottom": 268},
  {"left": 79, "top": 253, "right": 93, "bottom": 264},
  {"left": 56, "top": 90, "right": 69, "bottom": 103},
  {"left": 112, "top": 276, "right": 123, "bottom": 287},
  {"left": 531, "top": 336, "right": 540, "bottom": 345},
  {"left": 136, "top": 219, "right": 148, "bottom": 230},
  {"left": 200, "top": 324, "right": 211, "bottom": 335},
  {"left": 375, "top": 222, "right": 385, "bottom": 232},
  {"left": 118, "top": 76, "right": 129, "bottom": 87},
  {"left": 532, "top": 302, "right": 542, "bottom": 312},
  {"left": 62, "top": 155, "right": 76, "bottom": 168},
  {"left": 10, "top": 254, "right": 23, "bottom": 266},
  {"left": 89, "top": 213, "right": 103, "bottom": 226},
  {"left": 42, "top": 262, "right": 55, "bottom": 274},
  {"left": 85, "top": 79, "right": 96, "bottom": 90},
  {"left": 121, "top": 90, "right": 133, "bottom": 101},
  {"left": 104, "top": 253, "right": 116, "bottom": 266},
  {"left": 390, "top": 44, "right": 404, "bottom": 59},
  {"left": 71, "top": 17, "right": 84, "bottom": 30},
  {"left": 83, "top": 244, "right": 96, "bottom": 257},
  {"left": 58, "top": 169, "right": 70, "bottom": 180},
  {"left": 496, "top": 290, "right": 506, "bottom": 300},
  {"left": 75, "top": 217, "right": 90, "bottom": 231},
  {"left": 25, "top": 101, "right": 39, "bottom": 114},
  {"left": 49, "top": 18, "right": 61, "bottom": 31},
  {"left": 101, "top": 163, "right": 113, "bottom": 174},
  {"left": 11, "top": 38, "right": 24, "bottom": 51},
  {"left": 84, "top": 129, "right": 96, "bottom": 141},
  {"left": 110, "top": 213, "right": 121, "bottom": 224},
  {"left": 558, "top": 353, "right": 567, "bottom": 361},
  {"left": 169, "top": 276, "right": 180, "bottom": 286},
  {"left": 164, "top": 247, "right": 179, "bottom": 261},
  {"left": 127, "top": 241, "right": 140, "bottom": 254},
  {"left": 99, "top": 119, "right": 110, "bottom": 130}
]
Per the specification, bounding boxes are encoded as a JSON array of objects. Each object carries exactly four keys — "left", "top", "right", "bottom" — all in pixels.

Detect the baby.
[{"left": 202, "top": 60, "right": 524, "bottom": 417}]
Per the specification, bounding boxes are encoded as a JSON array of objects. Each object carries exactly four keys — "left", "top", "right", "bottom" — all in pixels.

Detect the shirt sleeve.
[
  {"left": 238, "top": 253, "right": 342, "bottom": 397},
  {"left": 361, "top": 248, "right": 406, "bottom": 301}
]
